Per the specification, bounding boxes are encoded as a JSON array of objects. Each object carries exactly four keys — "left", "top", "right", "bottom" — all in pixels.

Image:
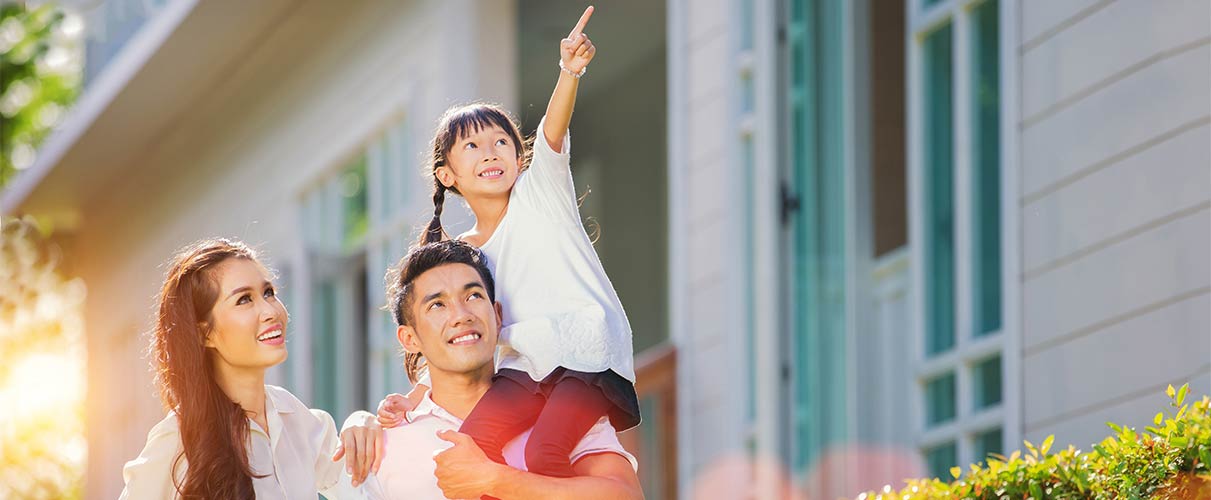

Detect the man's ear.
[
  {"left": 435, "top": 166, "right": 456, "bottom": 189},
  {"left": 494, "top": 301, "right": 503, "bottom": 326},
  {"left": 397, "top": 325, "right": 422, "bottom": 354}
]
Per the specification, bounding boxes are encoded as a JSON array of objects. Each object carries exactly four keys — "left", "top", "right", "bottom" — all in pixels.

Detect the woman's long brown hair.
[{"left": 151, "top": 238, "right": 264, "bottom": 499}]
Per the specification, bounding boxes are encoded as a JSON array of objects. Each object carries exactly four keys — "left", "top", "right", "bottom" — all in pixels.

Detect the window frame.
[{"left": 906, "top": 0, "right": 1021, "bottom": 476}]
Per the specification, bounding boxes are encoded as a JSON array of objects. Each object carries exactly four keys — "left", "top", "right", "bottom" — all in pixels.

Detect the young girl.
[
  {"left": 381, "top": 5, "right": 640, "bottom": 481},
  {"left": 120, "top": 239, "right": 382, "bottom": 499}
]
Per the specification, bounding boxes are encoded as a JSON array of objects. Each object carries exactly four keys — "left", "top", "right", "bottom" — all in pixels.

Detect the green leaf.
[
  {"left": 1166, "top": 384, "right": 1176, "bottom": 398},
  {"left": 1040, "top": 435, "right": 1054, "bottom": 456},
  {"left": 1176, "top": 383, "right": 1189, "bottom": 406},
  {"left": 1154, "top": 412, "right": 1164, "bottom": 425}
]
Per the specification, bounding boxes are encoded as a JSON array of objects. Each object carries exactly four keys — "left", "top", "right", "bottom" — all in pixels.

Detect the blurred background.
[{"left": 0, "top": 0, "right": 1208, "bottom": 498}]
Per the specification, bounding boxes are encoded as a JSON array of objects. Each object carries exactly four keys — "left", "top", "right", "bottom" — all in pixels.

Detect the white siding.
[
  {"left": 1022, "top": 123, "right": 1211, "bottom": 274},
  {"left": 1021, "top": 0, "right": 1209, "bottom": 120},
  {"left": 1019, "top": 0, "right": 1106, "bottom": 45},
  {"left": 1016, "top": 0, "right": 1211, "bottom": 452},
  {"left": 1020, "top": 43, "right": 1210, "bottom": 198},
  {"left": 672, "top": 0, "right": 750, "bottom": 494}
]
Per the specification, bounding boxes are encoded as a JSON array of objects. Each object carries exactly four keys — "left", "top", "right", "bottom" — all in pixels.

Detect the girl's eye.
[
  {"left": 237, "top": 294, "right": 251, "bottom": 305},
  {"left": 495, "top": 138, "right": 508, "bottom": 146},
  {"left": 464, "top": 142, "right": 477, "bottom": 150},
  {"left": 264, "top": 287, "right": 276, "bottom": 299}
]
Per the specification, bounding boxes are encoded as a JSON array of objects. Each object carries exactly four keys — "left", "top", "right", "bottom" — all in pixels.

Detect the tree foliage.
[{"left": 1, "top": 2, "right": 82, "bottom": 188}]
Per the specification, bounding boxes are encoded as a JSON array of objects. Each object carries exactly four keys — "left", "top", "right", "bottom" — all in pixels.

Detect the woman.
[{"left": 120, "top": 238, "right": 379, "bottom": 499}]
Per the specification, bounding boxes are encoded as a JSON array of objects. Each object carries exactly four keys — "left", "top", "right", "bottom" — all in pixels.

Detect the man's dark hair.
[{"left": 384, "top": 240, "right": 495, "bottom": 382}]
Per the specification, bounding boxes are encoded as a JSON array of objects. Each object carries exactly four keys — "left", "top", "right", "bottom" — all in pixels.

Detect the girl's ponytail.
[{"left": 421, "top": 179, "right": 447, "bottom": 245}]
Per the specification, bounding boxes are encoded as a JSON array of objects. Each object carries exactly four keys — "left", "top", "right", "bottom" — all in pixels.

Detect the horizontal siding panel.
[
  {"left": 1023, "top": 292, "right": 1211, "bottom": 426},
  {"left": 1019, "top": 0, "right": 1105, "bottom": 46},
  {"left": 1022, "top": 0, "right": 1209, "bottom": 118},
  {"left": 1022, "top": 123, "right": 1211, "bottom": 272},
  {"left": 1023, "top": 207, "right": 1211, "bottom": 349},
  {"left": 1020, "top": 44, "right": 1210, "bottom": 197},
  {"left": 1026, "top": 370, "right": 1211, "bottom": 453}
]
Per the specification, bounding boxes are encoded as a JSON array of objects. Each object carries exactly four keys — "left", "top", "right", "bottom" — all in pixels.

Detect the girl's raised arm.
[{"left": 543, "top": 6, "right": 596, "bottom": 152}]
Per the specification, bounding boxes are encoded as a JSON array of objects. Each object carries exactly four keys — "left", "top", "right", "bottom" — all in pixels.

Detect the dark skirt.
[{"left": 495, "top": 367, "right": 641, "bottom": 431}]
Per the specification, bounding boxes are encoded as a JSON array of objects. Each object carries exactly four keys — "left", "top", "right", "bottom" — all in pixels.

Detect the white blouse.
[
  {"left": 479, "top": 117, "right": 636, "bottom": 383},
  {"left": 119, "top": 385, "right": 363, "bottom": 500}
]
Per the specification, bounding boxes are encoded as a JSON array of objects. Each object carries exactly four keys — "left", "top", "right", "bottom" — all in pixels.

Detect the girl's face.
[
  {"left": 203, "top": 258, "right": 289, "bottom": 373},
  {"left": 436, "top": 124, "right": 521, "bottom": 199}
]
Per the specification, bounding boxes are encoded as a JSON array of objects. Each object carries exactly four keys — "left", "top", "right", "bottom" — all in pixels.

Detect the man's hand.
[
  {"left": 434, "top": 430, "right": 506, "bottom": 499},
  {"left": 332, "top": 420, "right": 383, "bottom": 487}
]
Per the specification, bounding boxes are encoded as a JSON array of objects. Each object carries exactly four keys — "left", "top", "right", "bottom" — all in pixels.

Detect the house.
[{"left": 3, "top": 0, "right": 1208, "bottom": 499}]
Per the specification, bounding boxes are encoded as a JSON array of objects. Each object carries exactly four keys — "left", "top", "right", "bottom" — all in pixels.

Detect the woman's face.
[
  {"left": 203, "top": 258, "right": 288, "bottom": 372},
  {"left": 437, "top": 123, "right": 521, "bottom": 199}
]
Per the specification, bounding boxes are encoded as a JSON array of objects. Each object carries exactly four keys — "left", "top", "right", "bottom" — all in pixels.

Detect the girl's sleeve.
[
  {"left": 311, "top": 409, "right": 368, "bottom": 500},
  {"left": 119, "top": 416, "right": 184, "bottom": 500},
  {"left": 517, "top": 116, "right": 582, "bottom": 222}
]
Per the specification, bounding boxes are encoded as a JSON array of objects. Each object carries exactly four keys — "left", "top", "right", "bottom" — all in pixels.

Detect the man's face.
[{"left": 397, "top": 263, "right": 501, "bottom": 380}]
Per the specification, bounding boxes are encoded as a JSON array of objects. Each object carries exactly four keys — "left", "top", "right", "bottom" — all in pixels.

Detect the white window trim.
[
  {"left": 744, "top": 0, "right": 785, "bottom": 498},
  {"left": 666, "top": 2, "right": 692, "bottom": 499},
  {"left": 907, "top": 0, "right": 1021, "bottom": 473}
]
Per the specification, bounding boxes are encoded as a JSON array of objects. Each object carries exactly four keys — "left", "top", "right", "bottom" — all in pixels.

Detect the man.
[{"left": 347, "top": 240, "right": 643, "bottom": 500}]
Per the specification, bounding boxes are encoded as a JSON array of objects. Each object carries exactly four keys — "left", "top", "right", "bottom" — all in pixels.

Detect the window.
[
  {"left": 911, "top": 0, "right": 1007, "bottom": 476},
  {"left": 300, "top": 116, "right": 419, "bottom": 418},
  {"left": 786, "top": 0, "right": 848, "bottom": 472}
]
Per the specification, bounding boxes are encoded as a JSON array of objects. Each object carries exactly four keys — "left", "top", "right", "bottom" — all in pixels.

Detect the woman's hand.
[
  {"left": 332, "top": 418, "right": 383, "bottom": 487},
  {"left": 560, "top": 6, "right": 596, "bottom": 74}
]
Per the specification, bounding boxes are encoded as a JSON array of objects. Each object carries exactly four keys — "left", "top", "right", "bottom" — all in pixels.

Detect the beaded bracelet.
[{"left": 559, "top": 59, "right": 587, "bottom": 79}]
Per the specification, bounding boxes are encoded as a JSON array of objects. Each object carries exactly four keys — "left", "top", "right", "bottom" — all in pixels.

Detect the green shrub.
[{"left": 858, "top": 384, "right": 1211, "bottom": 500}]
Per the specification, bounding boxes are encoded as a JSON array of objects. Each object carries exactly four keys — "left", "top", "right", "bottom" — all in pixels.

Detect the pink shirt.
[{"left": 358, "top": 390, "right": 637, "bottom": 500}]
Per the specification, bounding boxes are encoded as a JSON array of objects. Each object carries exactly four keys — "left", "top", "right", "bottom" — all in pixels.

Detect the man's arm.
[
  {"left": 434, "top": 430, "right": 643, "bottom": 500},
  {"left": 489, "top": 453, "right": 642, "bottom": 500}
]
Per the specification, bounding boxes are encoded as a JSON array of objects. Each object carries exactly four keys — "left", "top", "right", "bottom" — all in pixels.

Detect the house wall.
[
  {"left": 74, "top": 0, "right": 515, "bottom": 497},
  {"left": 668, "top": 0, "right": 754, "bottom": 496},
  {"left": 1015, "top": 0, "right": 1211, "bottom": 449}
]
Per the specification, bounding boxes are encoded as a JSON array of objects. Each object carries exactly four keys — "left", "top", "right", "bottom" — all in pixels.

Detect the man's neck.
[{"left": 427, "top": 367, "right": 494, "bottom": 420}]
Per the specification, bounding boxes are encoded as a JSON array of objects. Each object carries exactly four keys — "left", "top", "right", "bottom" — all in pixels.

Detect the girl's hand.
[
  {"left": 560, "top": 6, "right": 596, "bottom": 74},
  {"left": 376, "top": 384, "right": 426, "bottom": 428},
  {"left": 376, "top": 393, "right": 411, "bottom": 428}
]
